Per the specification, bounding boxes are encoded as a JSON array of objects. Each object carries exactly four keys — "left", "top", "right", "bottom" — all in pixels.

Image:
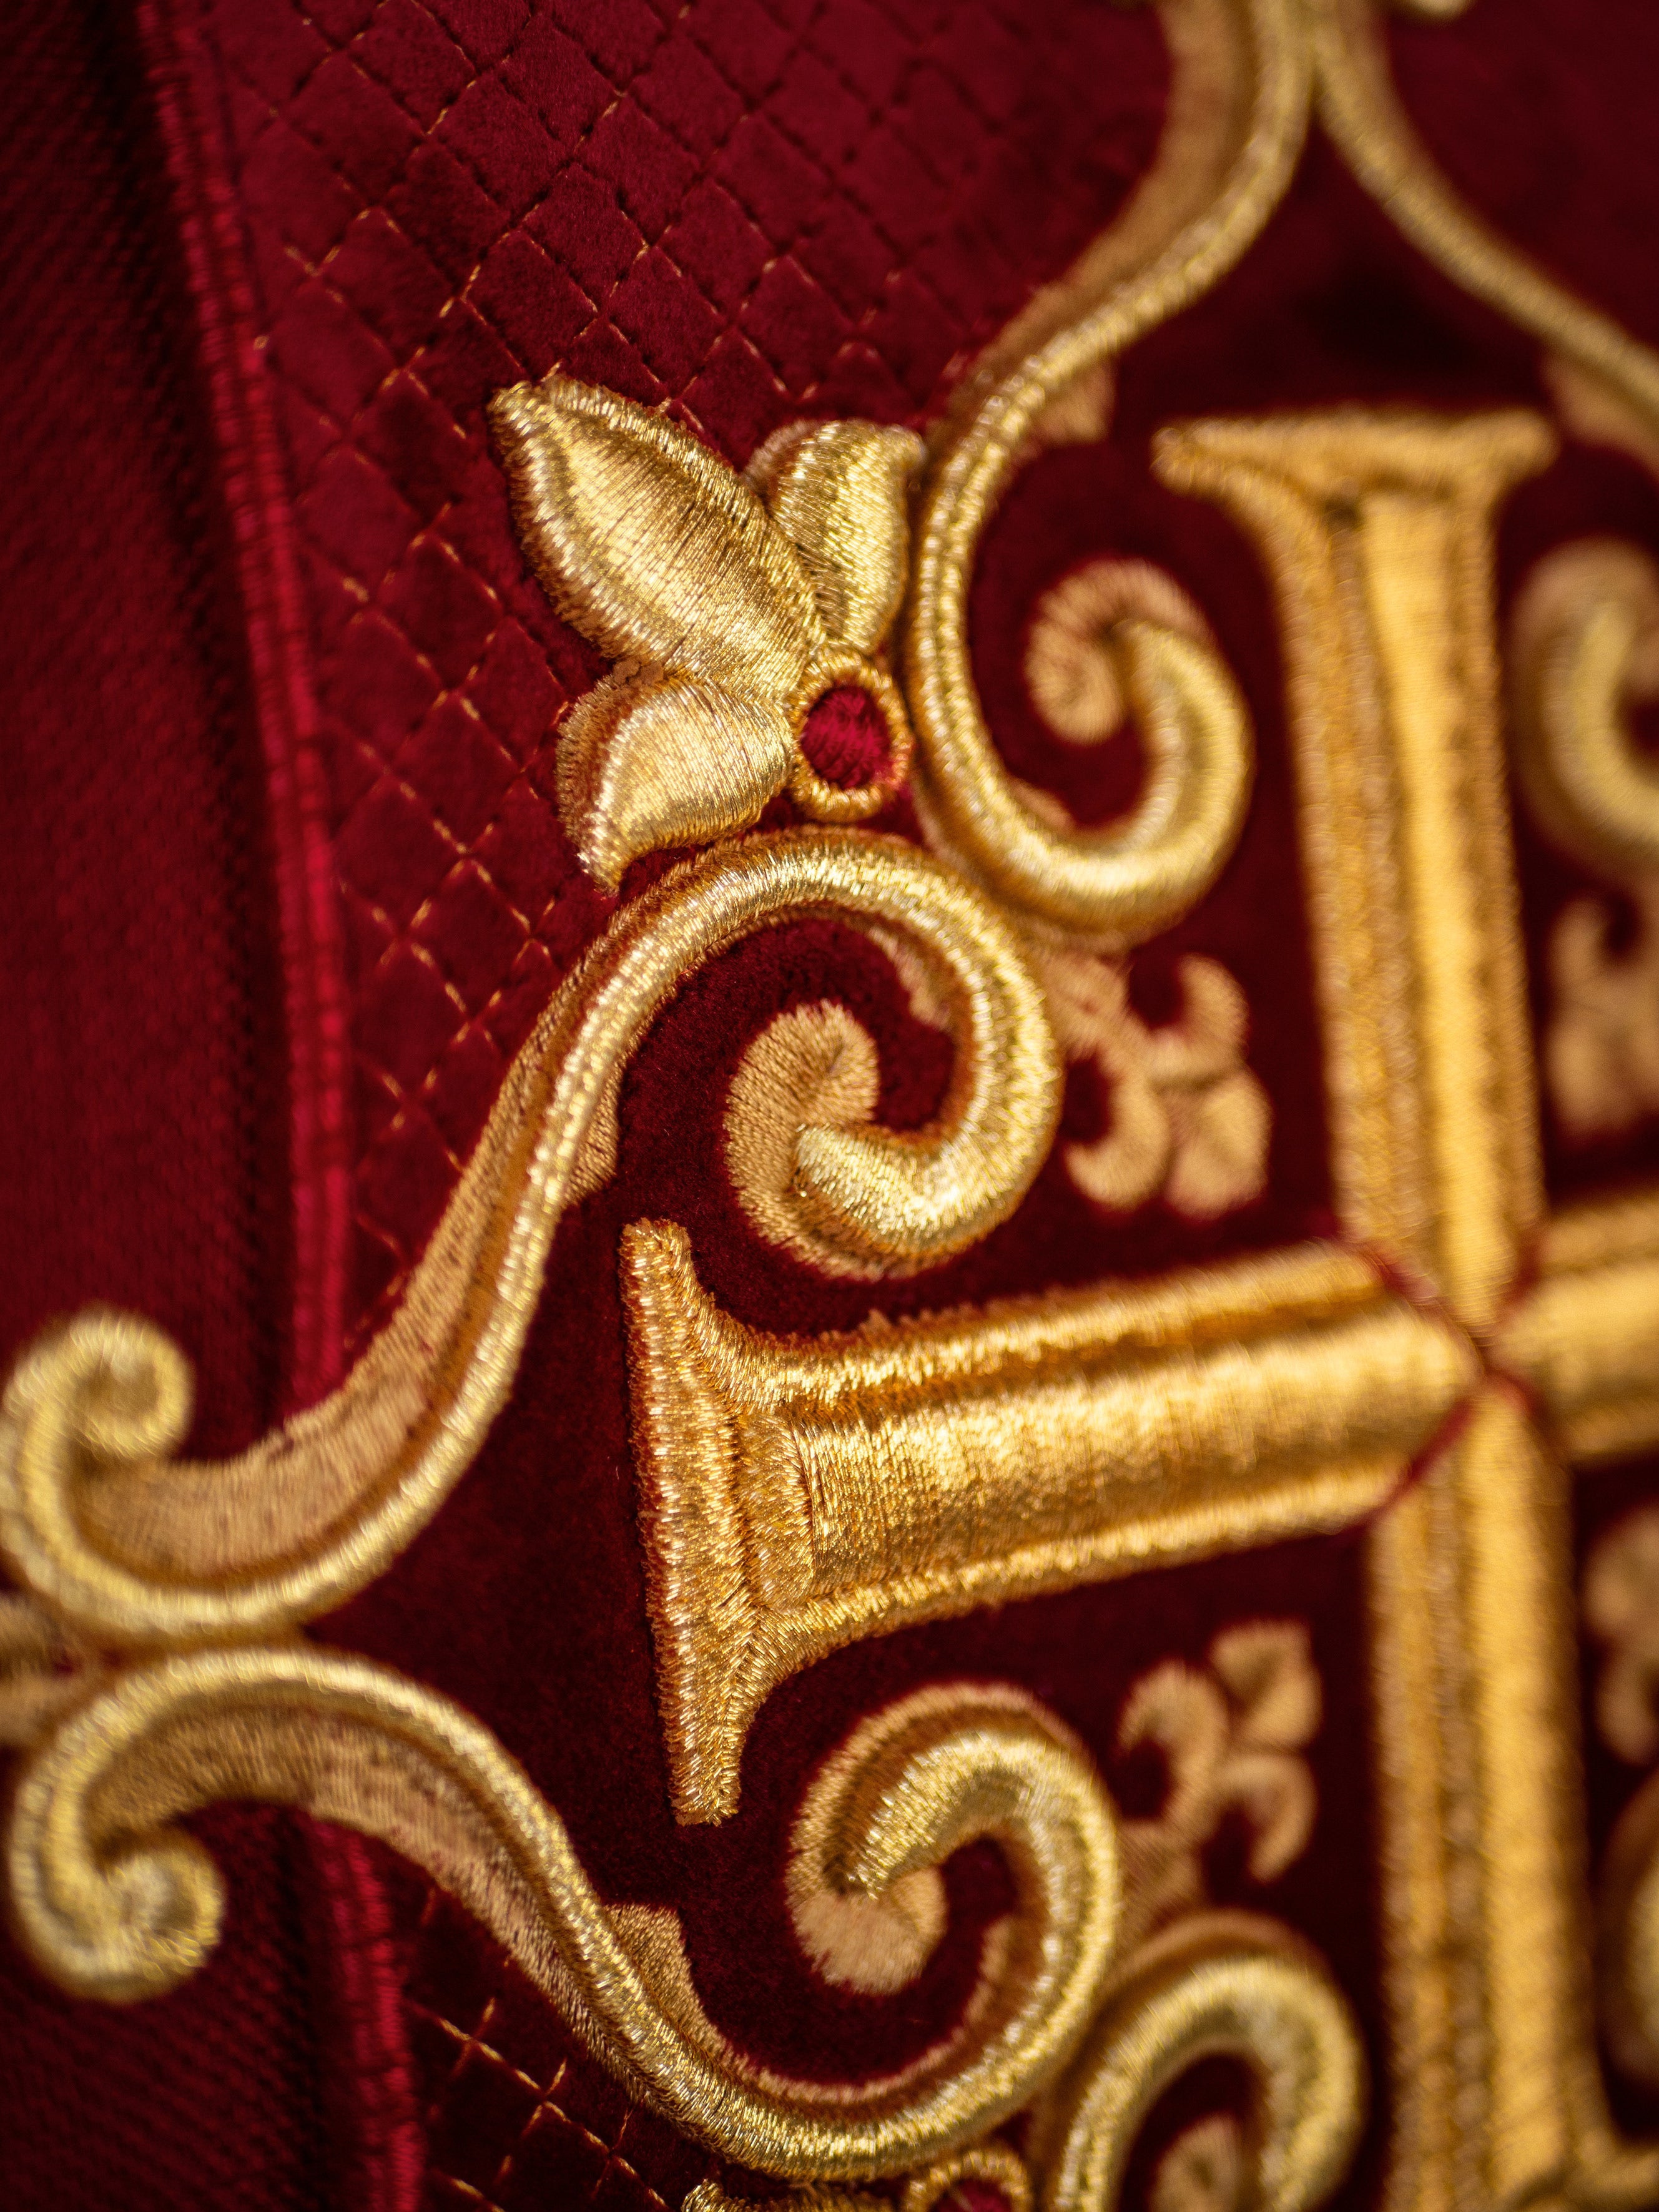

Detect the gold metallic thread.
[
  {"left": 13, "top": 3, "right": 1659, "bottom": 2202},
  {"left": 1154, "top": 410, "right": 1552, "bottom": 1313},
  {"left": 1149, "top": 2115, "right": 1246, "bottom": 2212},
  {"left": 1584, "top": 1507, "right": 1659, "bottom": 1769},
  {"left": 490, "top": 378, "right": 921, "bottom": 884},
  {"left": 1115, "top": 1624, "right": 1320, "bottom": 1949},
  {"left": 1024, "top": 560, "right": 1214, "bottom": 747},
  {"left": 681, "top": 2140, "right": 1033, "bottom": 2212},
  {"left": 1304, "top": 0, "right": 1659, "bottom": 438},
  {"left": 1037, "top": 948, "right": 1270, "bottom": 1219},
  {"left": 1501, "top": 1196, "right": 1659, "bottom": 1467},
  {"left": 623, "top": 1216, "right": 1474, "bottom": 1824},
  {"left": 1153, "top": 400, "right": 1659, "bottom": 2210},
  {"left": 0, "top": 830, "right": 1058, "bottom": 1647},
  {"left": 1597, "top": 1769, "right": 1659, "bottom": 2097},
  {"left": 1031, "top": 1913, "right": 1366, "bottom": 2212},
  {"left": 903, "top": 0, "right": 1305, "bottom": 943},
  {"left": 1510, "top": 541, "right": 1659, "bottom": 1144},
  {"left": 9, "top": 1651, "right": 1120, "bottom": 2181},
  {"left": 1585, "top": 1510, "right": 1659, "bottom": 2109}
]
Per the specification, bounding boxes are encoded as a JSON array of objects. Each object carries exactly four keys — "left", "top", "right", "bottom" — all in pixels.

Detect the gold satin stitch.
[
  {"left": 621, "top": 1216, "right": 1472, "bottom": 1824},
  {"left": 490, "top": 380, "right": 922, "bottom": 886},
  {"left": 1509, "top": 540, "right": 1659, "bottom": 1143},
  {"left": 9, "top": 4, "right": 1659, "bottom": 2209}
]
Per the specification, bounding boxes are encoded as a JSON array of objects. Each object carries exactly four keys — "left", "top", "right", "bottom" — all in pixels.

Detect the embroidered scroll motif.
[
  {"left": 1017, "top": 563, "right": 1271, "bottom": 1222},
  {"left": 1151, "top": 2115, "right": 1246, "bottom": 2212},
  {"left": 1510, "top": 541, "right": 1659, "bottom": 1143},
  {"left": 0, "top": 1593, "right": 90, "bottom": 1749},
  {"left": 9, "top": 3, "right": 1659, "bottom": 2208},
  {"left": 1585, "top": 1510, "right": 1659, "bottom": 2093}
]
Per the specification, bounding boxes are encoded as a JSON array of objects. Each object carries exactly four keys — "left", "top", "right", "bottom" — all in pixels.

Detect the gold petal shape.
[
  {"left": 751, "top": 419, "right": 925, "bottom": 654},
  {"left": 491, "top": 373, "right": 824, "bottom": 696},
  {"left": 558, "top": 671, "right": 796, "bottom": 889}
]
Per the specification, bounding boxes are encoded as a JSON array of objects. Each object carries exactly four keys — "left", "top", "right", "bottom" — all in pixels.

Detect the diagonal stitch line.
[
  {"left": 410, "top": 1989, "right": 675, "bottom": 2212},
  {"left": 214, "top": 0, "right": 1128, "bottom": 1331},
  {"left": 217, "top": 19, "right": 833, "bottom": 1244},
  {"left": 481, "top": 2053, "right": 570, "bottom": 2203},
  {"left": 513, "top": 11, "right": 839, "bottom": 422},
  {"left": 235, "top": 0, "right": 1005, "bottom": 695}
]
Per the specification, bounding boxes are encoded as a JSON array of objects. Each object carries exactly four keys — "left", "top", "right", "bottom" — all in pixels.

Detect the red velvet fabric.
[
  {"left": 0, "top": 9, "right": 331, "bottom": 2206},
  {"left": 7, "top": 3, "right": 1659, "bottom": 2208}
]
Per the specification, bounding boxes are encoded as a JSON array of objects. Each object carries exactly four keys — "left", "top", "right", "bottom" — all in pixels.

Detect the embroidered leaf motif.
[
  {"left": 1547, "top": 885, "right": 1659, "bottom": 1141},
  {"left": 1040, "top": 948, "right": 1270, "bottom": 1221},
  {"left": 749, "top": 419, "right": 923, "bottom": 654},
  {"left": 558, "top": 671, "right": 795, "bottom": 892},
  {"left": 1115, "top": 1621, "right": 1321, "bottom": 1942},
  {"left": 492, "top": 375, "right": 825, "bottom": 691},
  {"left": 493, "top": 380, "right": 918, "bottom": 884}
]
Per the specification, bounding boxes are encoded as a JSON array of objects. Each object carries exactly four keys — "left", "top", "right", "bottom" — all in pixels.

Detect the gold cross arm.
[
  {"left": 625, "top": 407, "right": 1659, "bottom": 2211},
  {"left": 1503, "top": 1192, "right": 1659, "bottom": 1466},
  {"left": 625, "top": 1219, "right": 1475, "bottom": 1824}
]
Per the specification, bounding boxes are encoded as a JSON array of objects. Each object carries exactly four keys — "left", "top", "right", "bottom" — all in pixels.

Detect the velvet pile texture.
[{"left": 5, "top": 2, "right": 1659, "bottom": 2207}]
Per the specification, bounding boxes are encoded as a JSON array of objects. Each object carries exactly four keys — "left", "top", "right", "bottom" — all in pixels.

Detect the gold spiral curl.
[
  {"left": 1510, "top": 540, "right": 1659, "bottom": 886},
  {"left": 0, "top": 830, "right": 1057, "bottom": 1649},
  {"left": 1031, "top": 1912, "right": 1365, "bottom": 2212},
  {"left": 786, "top": 1684, "right": 1121, "bottom": 2011},
  {"left": 8, "top": 1651, "right": 1120, "bottom": 2181},
  {"left": 903, "top": 0, "right": 1305, "bottom": 945}
]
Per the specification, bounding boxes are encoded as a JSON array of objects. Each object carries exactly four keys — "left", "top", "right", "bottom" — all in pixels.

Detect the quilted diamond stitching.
[
  {"left": 208, "top": 0, "right": 1164, "bottom": 1329},
  {"left": 407, "top": 1889, "right": 703, "bottom": 2211},
  {"left": 189, "top": 5, "right": 1165, "bottom": 2181}
]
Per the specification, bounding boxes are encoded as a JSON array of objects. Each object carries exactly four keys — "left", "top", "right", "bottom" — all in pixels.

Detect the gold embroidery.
[
  {"left": 724, "top": 946, "right": 1270, "bottom": 1266},
  {"left": 0, "top": 1593, "right": 91, "bottom": 1749},
  {"left": 1546, "top": 356, "right": 1659, "bottom": 492},
  {"left": 904, "top": 2142, "right": 1033, "bottom": 2212},
  {"left": 1155, "top": 410, "right": 1554, "bottom": 1312},
  {"left": 1031, "top": 1914, "right": 1365, "bottom": 2212},
  {"left": 0, "top": 830, "right": 1057, "bottom": 1647},
  {"left": 1150, "top": 2115, "right": 1245, "bottom": 2212},
  {"left": 1304, "top": 0, "right": 1659, "bottom": 437},
  {"left": 1116, "top": 1623, "right": 1319, "bottom": 1946},
  {"left": 1509, "top": 541, "right": 1659, "bottom": 1142},
  {"left": 746, "top": 420, "right": 920, "bottom": 666},
  {"left": 1157, "top": 392, "right": 1659, "bottom": 2208},
  {"left": 11, "top": 2, "right": 1659, "bottom": 2201},
  {"left": 1598, "top": 1769, "right": 1659, "bottom": 2097},
  {"left": 681, "top": 2139, "right": 1033, "bottom": 2212},
  {"left": 490, "top": 380, "right": 921, "bottom": 884},
  {"left": 9, "top": 1648, "right": 1121, "bottom": 2180},
  {"left": 905, "top": 0, "right": 1304, "bottom": 941},
  {"left": 1585, "top": 1507, "right": 1659, "bottom": 1766},
  {"left": 1025, "top": 561, "right": 1215, "bottom": 748},
  {"left": 1587, "top": 1513, "right": 1659, "bottom": 2096},
  {"left": 1543, "top": 887, "right": 1659, "bottom": 1143},
  {"left": 1038, "top": 950, "right": 1269, "bottom": 1219},
  {"left": 623, "top": 1217, "right": 1474, "bottom": 1822},
  {"left": 780, "top": 1681, "right": 1120, "bottom": 2040},
  {"left": 1499, "top": 1192, "right": 1659, "bottom": 1466},
  {"left": 725, "top": 1002, "right": 884, "bottom": 1277}
]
